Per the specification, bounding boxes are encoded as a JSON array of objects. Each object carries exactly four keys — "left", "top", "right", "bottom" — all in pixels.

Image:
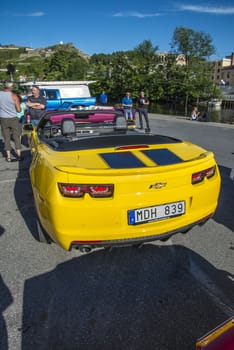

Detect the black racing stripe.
[
  {"left": 142, "top": 149, "right": 183, "bottom": 165},
  {"left": 101, "top": 152, "right": 146, "bottom": 168}
]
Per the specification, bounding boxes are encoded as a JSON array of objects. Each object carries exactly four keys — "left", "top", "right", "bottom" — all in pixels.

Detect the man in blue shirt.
[
  {"left": 121, "top": 91, "right": 133, "bottom": 120},
  {"left": 99, "top": 91, "right": 107, "bottom": 105}
]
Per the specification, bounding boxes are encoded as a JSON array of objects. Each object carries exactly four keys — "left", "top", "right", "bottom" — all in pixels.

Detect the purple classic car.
[{"left": 54, "top": 103, "right": 136, "bottom": 128}]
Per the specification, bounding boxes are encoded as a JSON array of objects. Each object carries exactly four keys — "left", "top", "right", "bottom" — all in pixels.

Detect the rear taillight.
[
  {"left": 192, "top": 166, "right": 216, "bottom": 184},
  {"left": 58, "top": 183, "right": 114, "bottom": 198}
]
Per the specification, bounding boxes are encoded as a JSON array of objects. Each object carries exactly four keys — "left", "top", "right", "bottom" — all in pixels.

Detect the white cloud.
[
  {"left": 178, "top": 5, "right": 234, "bottom": 15},
  {"left": 11, "top": 11, "right": 45, "bottom": 17},
  {"left": 26, "top": 12, "right": 45, "bottom": 17},
  {"left": 113, "top": 11, "right": 161, "bottom": 18}
]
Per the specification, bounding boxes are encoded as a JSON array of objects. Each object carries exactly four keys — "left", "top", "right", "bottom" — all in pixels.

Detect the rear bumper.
[{"left": 69, "top": 213, "right": 213, "bottom": 251}]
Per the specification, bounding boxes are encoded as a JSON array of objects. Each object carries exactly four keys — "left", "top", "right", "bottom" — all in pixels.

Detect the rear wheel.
[{"left": 36, "top": 218, "right": 51, "bottom": 244}]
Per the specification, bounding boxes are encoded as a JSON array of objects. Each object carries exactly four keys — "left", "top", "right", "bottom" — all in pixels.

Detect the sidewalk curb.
[{"left": 149, "top": 113, "right": 234, "bottom": 128}]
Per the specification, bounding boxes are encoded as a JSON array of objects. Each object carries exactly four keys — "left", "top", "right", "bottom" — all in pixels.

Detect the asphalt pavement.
[{"left": 0, "top": 114, "right": 233, "bottom": 350}]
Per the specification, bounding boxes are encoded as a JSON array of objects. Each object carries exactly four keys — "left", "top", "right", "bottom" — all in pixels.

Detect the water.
[
  {"left": 149, "top": 103, "right": 234, "bottom": 124},
  {"left": 208, "top": 108, "right": 234, "bottom": 124}
]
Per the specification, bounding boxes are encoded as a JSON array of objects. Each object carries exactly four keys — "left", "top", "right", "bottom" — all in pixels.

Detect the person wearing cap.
[{"left": 0, "top": 81, "right": 23, "bottom": 162}]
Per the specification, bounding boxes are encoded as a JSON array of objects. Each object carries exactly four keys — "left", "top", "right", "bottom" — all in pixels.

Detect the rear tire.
[{"left": 36, "top": 218, "right": 51, "bottom": 244}]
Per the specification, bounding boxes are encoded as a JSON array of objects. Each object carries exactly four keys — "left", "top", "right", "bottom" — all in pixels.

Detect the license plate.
[{"left": 128, "top": 201, "right": 185, "bottom": 225}]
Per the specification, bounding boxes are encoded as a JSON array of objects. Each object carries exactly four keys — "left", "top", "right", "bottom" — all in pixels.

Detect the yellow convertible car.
[{"left": 24, "top": 109, "right": 221, "bottom": 252}]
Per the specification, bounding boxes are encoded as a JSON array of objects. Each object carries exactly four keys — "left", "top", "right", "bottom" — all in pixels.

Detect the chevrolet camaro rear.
[{"left": 28, "top": 113, "right": 221, "bottom": 251}]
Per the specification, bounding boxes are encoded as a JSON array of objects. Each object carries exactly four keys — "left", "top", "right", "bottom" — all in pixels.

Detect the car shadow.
[
  {"left": 0, "top": 224, "right": 5, "bottom": 237},
  {"left": 13, "top": 149, "right": 39, "bottom": 242},
  {"left": 213, "top": 165, "right": 234, "bottom": 231},
  {"left": 0, "top": 225, "right": 14, "bottom": 350},
  {"left": 20, "top": 244, "right": 233, "bottom": 350}
]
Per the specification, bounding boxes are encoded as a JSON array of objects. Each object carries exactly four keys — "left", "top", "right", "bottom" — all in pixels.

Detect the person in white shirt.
[{"left": 191, "top": 107, "right": 200, "bottom": 121}]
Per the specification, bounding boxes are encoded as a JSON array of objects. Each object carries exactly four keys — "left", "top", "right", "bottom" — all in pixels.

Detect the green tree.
[
  {"left": 66, "top": 56, "right": 89, "bottom": 80},
  {"left": 132, "top": 40, "right": 160, "bottom": 96},
  {"left": 22, "top": 58, "right": 45, "bottom": 81},
  {"left": 171, "top": 27, "right": 215, "bottom": 63},
  {"left": 43, "top": 44, "right": 89, "bottom": 80},
  {"left": 89, "top": 40, "right": 161, "bottom": 103},
  {"left": 44, "top": 50, "right": 69, "bottom": 80},
  {"left": 170, "top": 27, "right": 216, "bottom": 115},
  {"left": 134, "top": 39, "right": 158, "bottom": 56}
]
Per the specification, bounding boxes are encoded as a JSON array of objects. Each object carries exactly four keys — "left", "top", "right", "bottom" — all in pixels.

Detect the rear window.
[{"left": 59, "top": 86, "right": 91, "bottom": 98}]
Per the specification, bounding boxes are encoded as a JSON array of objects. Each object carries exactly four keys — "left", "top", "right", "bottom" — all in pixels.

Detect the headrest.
[{"left": 61, "top": 118, "right": 76, "bottom": 136}]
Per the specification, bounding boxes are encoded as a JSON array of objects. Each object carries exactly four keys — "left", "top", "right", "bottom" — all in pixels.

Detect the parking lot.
[{"left": 0, "top": 114, "right": 233, "bottom": 350}]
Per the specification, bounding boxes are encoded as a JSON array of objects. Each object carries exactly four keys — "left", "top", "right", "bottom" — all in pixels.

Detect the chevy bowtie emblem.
[{"left": 149, "top": 182, "right": 167, "bottom": 189}]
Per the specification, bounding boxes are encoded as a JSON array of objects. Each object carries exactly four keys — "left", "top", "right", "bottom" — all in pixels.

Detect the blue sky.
[{"left": 1, "top": 0, "right": 233, "bottom": 60}]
